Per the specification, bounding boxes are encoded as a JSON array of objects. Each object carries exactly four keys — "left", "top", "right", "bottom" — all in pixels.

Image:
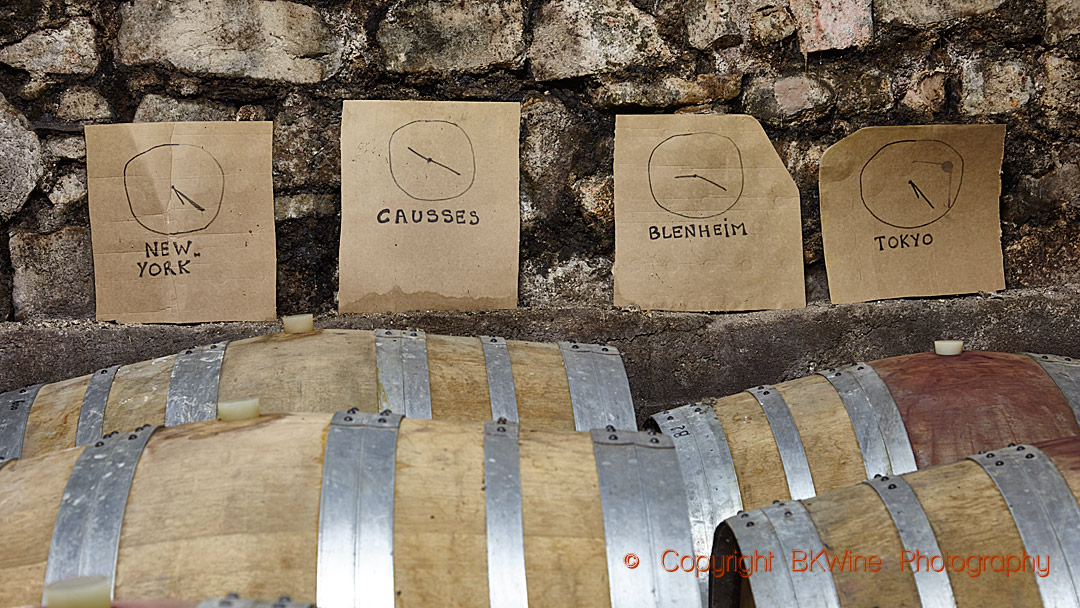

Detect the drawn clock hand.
[
  {"left": 407, "top": 146, "right": 462, "bottom": 176},
  {"left": 675, "top": 173, "right": 728, "bottom": 191},
  {"left": 907, "top": 180, "right": 936, "bottom": 209},
  {"left": 170, "top": 185, "right": 206, "bottom": 212}
]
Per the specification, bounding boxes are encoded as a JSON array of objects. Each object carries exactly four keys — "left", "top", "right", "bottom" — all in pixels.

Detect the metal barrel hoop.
[
  {"left": 375, "top": 329, "right": 432, "bottom": 419},
  {"left": 591, "top": 427, "right": 701, "bottom": 607},
  {"left": 724, "top": 509, "right": 799, "bottom": 606},
  {"left": 819, "top": 366, "right": 894, "bottom": 478},
  {"left": 747, "top": 385, "right": 817, "bottom": 501},
  {"left": 76, "top": 364, "right": 121, "bottom": 446},
  {"left": 1028, "top": 353, "right": 1080, "bottom": 427},
  {"left": 759, "top": 501, "right": 842, "bottom": 608},
  {"left": 846, "top": 363, "right": 917, "bottom": 474},
  {"left": 481, "top": 336, "right": 519, "bottom": 423},
  {"left": 42, "top": 424, "right": 159, "bottom": 600},
  {"left": 165, "top": 342, "right": 227, "bottom": 427},
  {"left": 0, "top": 384, "right": 43, "bottom": 461},
  {"left": 651, "top": 404, "right": 743, "bottom": 560},
  {"left": 316, "top": 410, "right": 403, "bottom": 608},
  {"left": 559, "top": 342, "right": 636, "bottom": 432},
  {"left": 864, "top": 475, "right": 957, "bottom": 608},
  {"left": 969, "top": 445, "right": 1080, "bottom": 607},
  {"left": 484, "top": 420, "right": 528, "bottom": 608}
]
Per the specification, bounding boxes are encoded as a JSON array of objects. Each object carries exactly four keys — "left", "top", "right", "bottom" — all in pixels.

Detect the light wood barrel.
[
  {"left": 710, "top": 435, "right": 1080, "bottom": 608},
  {"left": 0, "top": 329, "right": 636, "bottom": 461},
  {"left": 0, "top": 413, "right": 699, "bottom": 607},
  {"left": 653, "top": 350, "right": 1080, "bottom": 557}
]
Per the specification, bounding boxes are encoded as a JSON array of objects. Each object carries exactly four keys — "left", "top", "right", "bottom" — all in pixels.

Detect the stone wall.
[{"left": 0, "top": 0, "right": 1078, "bottom": 402}]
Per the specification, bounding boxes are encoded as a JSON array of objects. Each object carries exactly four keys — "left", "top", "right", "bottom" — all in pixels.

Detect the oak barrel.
[
  {"left": 0, "top": 413, "right": 699, "bottom": 607},
  {"left": 652, "top": 350, "right": 1080, "bottom": 557},
  {"left": 710, "top": 435, "right": 1080, "bottom": 608},
  {"left": 0, "top": 328, "right": 636, "bottom": 461}
]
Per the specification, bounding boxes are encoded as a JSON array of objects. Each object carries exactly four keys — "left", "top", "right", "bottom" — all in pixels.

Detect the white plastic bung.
[
  {"left": 283, "top": 313, "right": 315, "bottom": 334},
  {"left": 218, "top": 397, "right": 261, "bottom": 421},
  {"left": 934, "top": 340, "right": 964, "bottom": 356},
  {"left": 43, "top": 576, "right": 111, "bottom": 608}
]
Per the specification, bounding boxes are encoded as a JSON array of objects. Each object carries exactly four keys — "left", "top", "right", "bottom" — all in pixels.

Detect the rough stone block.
[
  {"left": 10, "top": 226, "right": 95, "bottom": 320},
  {"left": 874, "top": 0, "right": 1007, "bottom": 26},
  {"left": 685, "top": 0, "right": 742, "bottom": 50},
  {"left": 273, "top": 93, "right": 340, "bottom": 190},
  {"left": 900, "top": 70, "right": 946, "bottom": 114},
  {"left": 519, "top": 256, "right": 613, "bottom": 307},
  {"left": 789, "top": 0, "right": 873, "bottom": 53},
  {"left": 520, "top": 96, "right": 589, "bottom": 218},
  {"left": 44, "top": 136, "right": 86, "bottom": 160},
  {"left": 133, "top": 94, "right": 235, "bottom": 122},
  {"left": 589, "top": 73, "right": 741, "bottom": 108},
  {"left": 116, "top": 0, "right": 342, "bottom": 84},
  {"left": 744, "top": 74, "right": 835, "bottom": 125},
  {"left": 1047, "top": 0, "right": 1080, "bottom": 44},
  {"left": 530, "top": 0, "right": 671, "bottom": 81},
  {"left": 829, "top": 67, "right": 893, "bottom": 114},
  {"left": 377, "top": 0, "right": 525, "bottom": 73},
  {"left": 960, "top": 57, "right": 1033, "bottom": 115},
  {"left": 749, "top": 5, "right": 797, "bottom": 46},
  {"left": 1040, "top": 52, "right": 1080, "bottom": 126},
  {"left": 48, "top": 171, "right": 87, "bottom": 208},
  {"left": 56, "top": 86, "right": 112, "bottom": 122},
  {"left": 276, "top": 215, "right": 339, "bottom": 315},
  {"left": 573, "top": 173, "right": 614, "bottom": 227},
  {"left": 0, "top": 95, "right": 42, "bottom": 222},
  {"left": 275, "top": 193, "right": 338, "bottom": 221},
  {"left": 0, "top": 18, "right": 99, "bottom": 76}
]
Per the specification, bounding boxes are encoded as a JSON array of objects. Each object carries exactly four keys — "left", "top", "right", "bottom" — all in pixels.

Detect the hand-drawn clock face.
[
  {"left": 388, "top": 120, "right": 476, "bottom": 201},
  {"left": 123, "top": 143, "right": 224, "bottom": 236},
  {"left": 648, "top": 132, "right": 744, "bottom": 219},
  {"left": 860, "top": 140, "right": 965, "bottom": 229}
]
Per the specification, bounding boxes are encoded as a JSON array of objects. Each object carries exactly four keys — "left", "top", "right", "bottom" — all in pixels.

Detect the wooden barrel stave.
[
  {"left": 6, "top": 329, "right": 635, "bottom": 462},
  {"left": 796, "top": 482, "right": 916, "bottom": 607},
  {"left": 778, "top": 376, "right": 867, "bottom": 501},
  {"left": 905, "top": 460, "right": 1040, "bottom": 607},
  {"left": 711, "top": 438, "right": 1080, "bottom": 608},
  {"left": 657, "top": 351, "right": 1080, "bottom": 558},
  {"left": 0, "top": 414, "right": 697, "bottom": 607},
  {"left": 871, "top": 351, "right": 1079, "bottom": 467}
]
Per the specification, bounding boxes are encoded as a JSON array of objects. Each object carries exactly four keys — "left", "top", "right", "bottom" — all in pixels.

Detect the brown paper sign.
[
  {"left": 339, "top": 100, "right": 519, "bottom": 313},
  {"left": 819, "top": 125, "right": 1006, "bottom": 304},
  {"left": 85, "top": 121, "right": 276, "bottom": 323},
  {"left": 613, "top": 114, "right": 805, "bottom": 311}
]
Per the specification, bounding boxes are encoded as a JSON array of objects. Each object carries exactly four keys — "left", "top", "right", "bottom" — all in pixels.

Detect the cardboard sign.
[
  {"left": 613, "top": 114, "right": 805, "bottom": 311},
  {"left": 819, "top": 125, "right": 1006, "bottom": 304},
  {"left": 339, "top": 100, "right": 519, "bottom": 313},
  {"left": 85, "top": 121, "right": 276, "bottom": 323}
]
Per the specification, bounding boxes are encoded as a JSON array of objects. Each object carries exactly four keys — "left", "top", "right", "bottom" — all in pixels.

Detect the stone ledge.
[{"left": 2, "top": 284, "right": 1078, "bottom": 425}]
